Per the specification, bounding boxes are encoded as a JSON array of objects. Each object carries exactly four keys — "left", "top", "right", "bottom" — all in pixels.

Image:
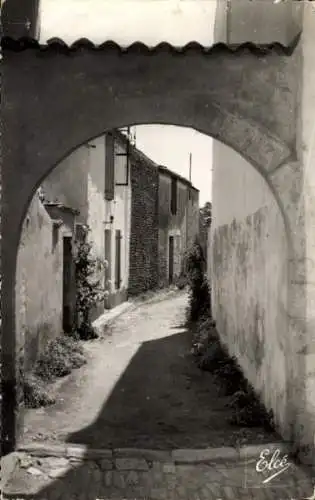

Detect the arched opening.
[
  {"left": 3, "top": 1, "right": 315, "bottom": 493},
  {"left": 14, "top": 123, "right": 289, "bottom": 457},
  {"left": 2, "top": 42, "right": 305, "bottom": 479}
]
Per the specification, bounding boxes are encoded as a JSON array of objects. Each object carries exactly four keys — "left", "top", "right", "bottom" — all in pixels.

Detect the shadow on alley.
[
  {"left": 65, "top": 324, "right": 278, "bottom": 450},
  {"left": 5, "top": 307, "right": 313, "bottom": 500}
]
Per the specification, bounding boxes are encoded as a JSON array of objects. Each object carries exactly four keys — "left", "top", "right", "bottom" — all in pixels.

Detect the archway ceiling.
[{"left": 2, "top": 38, "right": 298, "bottom": 212}]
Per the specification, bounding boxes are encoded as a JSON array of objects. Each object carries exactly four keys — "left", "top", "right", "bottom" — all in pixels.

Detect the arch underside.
[{"left": 2, "top": 46, "right": 297, "bottom": 229}]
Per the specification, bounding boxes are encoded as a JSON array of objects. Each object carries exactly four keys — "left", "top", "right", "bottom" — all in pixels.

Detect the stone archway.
[{"left": 2, "top": 40, "right": 304, "bottom": 454}]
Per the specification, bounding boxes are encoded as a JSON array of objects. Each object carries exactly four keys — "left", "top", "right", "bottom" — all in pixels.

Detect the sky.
[
  {"left": 133, "top": 125, "right": 213, "bottom": 205},
  {"left": 38, "top": 1, "right": 215, "bottom": 205},
  {"left": 38, "top": 0, "right": 217, "bottom": 47}
]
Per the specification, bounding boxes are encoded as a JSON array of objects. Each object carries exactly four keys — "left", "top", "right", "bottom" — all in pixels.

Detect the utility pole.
[{"left": 186, "top": 152, "right": 192, "bottom": 263}]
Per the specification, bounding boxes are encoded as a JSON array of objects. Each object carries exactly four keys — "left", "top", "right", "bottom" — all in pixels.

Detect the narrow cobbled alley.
[{"left": 2, "top": 293, "right": 314, "bottom": 499}]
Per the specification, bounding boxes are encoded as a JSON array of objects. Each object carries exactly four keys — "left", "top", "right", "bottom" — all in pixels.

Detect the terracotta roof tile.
[{"left": 1, "top": 36, "right": 300, "bottom": 56}]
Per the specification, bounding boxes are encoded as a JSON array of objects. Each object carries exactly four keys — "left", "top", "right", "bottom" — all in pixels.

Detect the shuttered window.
[
  {"left": 105, "top": 133, "right": 115, "bottom": 200},
  {"left": 170, "top": 176, "right": 177, "bottom": 215}
]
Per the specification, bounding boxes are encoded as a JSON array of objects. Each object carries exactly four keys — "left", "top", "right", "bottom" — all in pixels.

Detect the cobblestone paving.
[
  {"left": 4, "top": 293, "right": 313, "bottom": 499},
  {"left": 2, "top": 448, "right": 314, "bottom": 500}
]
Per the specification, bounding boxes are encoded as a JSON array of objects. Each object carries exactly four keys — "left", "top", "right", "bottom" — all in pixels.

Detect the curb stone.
[
  {"left": 17, "top": 442, "right": 292, "bottom": 465},
  {"left": 172, "top": 447, "right": 239, "bottom": 464},
  {"left": 92, "top": 301, "right": 136, "bottom": 333},
  {"left": 66, "top": 446, "right": 113, "bottom": 460},
  {"left": 17, "top": 443, "right": 67, "bottom": 457}
]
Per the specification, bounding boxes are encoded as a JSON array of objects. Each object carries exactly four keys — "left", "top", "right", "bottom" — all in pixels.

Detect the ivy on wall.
[{"left": 74, "top": 231, "right": 106, "bottom": 339}]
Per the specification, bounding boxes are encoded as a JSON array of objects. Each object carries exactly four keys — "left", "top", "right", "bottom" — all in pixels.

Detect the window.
[
  {"left": 115, "top": 143, "right": 129, "bottom": 186},
  {"left": 105, "top": 133, "right": 115, "bottom": 200},
  {"left": 170, "top": 176, "right": 177, "bottom": 215}
]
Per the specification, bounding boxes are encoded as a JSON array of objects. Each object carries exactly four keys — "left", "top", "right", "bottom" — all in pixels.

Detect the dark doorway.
[
  {"left": 62, "top": 236, "right": 73, "bottom": 333},
  {"left": 104, "top": 229, "right": 112, "bottom": 309},
  {"left": 169, "top": 235, "right": 174, "bottom": 284}
]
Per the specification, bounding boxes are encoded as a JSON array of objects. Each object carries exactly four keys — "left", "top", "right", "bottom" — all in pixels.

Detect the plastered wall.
[
  {"left": 210, "top": 141, "right": 289, "bottom": 432},
  {"left": 16, "top": 195, "right": 65, "bottom": 372}
]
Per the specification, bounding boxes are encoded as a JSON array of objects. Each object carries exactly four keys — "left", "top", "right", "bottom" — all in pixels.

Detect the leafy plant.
[
  {"left": 190, "top": 309, "right": 275, "bottom": 430},
  {"left": 228, "top": 387, "right": 275, "bottom": 430},
  {"left": 24, "top": 373, "right": 56, "bottom": 408},
  {"left": 24, "top": 335, "right": 87, "bottom": 408},
  {"left": 185, "top": 238, "right": 211, "bottom": 322},
  {"left": 34, "top": 335, "right": 86, "bottom": 381},
  {"left": 74, "top": 237, "right": 106, "bottom": 339}
]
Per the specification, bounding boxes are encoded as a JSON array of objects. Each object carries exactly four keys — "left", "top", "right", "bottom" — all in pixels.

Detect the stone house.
[
  {"left": 113, "top": 131, "right": 200, "bottom": 296},
  {"left": 41, "top": 132, "right": 132, "bottom": 313},
  {"left": 157, "top": 165, "right": 199, "bottom": 287}
]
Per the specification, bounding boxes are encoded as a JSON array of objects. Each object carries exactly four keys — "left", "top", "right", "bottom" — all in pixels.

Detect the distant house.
[
  {"left": 113, "top": 131, "right": 200, "bottom": 295},
  {"left": 157, "top": 164, "right": 199, "bottom": 287}
]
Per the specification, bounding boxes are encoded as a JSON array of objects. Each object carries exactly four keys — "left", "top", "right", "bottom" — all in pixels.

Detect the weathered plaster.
[
  {"left": 16, "top": 194, "right": 66, "bottom": 373},
  {"left": 211, "top": 141, "right": 289, "bottom": 434}
]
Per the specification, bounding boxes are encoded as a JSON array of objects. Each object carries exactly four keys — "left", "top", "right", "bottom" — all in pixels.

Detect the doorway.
[
  {"left": 62, "top": 236, "right": 73, "bottom": 333},
  {"left": 169, "top": 235, "right": 174, "bottom": 285},
  {"left": 104, "top": 229, "right": 112, "bottom": 309}
]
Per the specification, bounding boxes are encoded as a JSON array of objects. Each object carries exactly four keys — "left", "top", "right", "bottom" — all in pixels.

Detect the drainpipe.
[{"left": 185, "top": 186, "right": 189, "bottom": 274}]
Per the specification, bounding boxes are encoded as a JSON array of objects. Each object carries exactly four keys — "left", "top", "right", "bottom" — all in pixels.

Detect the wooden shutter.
[
  {"left": 105, "top": 133, "right": 115, "bottom": 200},
  {"left": 104, "top": 229, "right": 112, "bottom": 283},
  {"left": 115, "top": 230, "right": 122, "bottom": 289},
  {"left": 170, "top": 176, "right": 177, "bottom": 215}
]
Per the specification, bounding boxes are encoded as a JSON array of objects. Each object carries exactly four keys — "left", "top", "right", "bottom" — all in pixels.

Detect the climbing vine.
[
  {"left": 185, "top": 237, "right": 211, "bottom": 322},
  {"left": 74, "top": 234, "right": 106, "bottom": 339}
]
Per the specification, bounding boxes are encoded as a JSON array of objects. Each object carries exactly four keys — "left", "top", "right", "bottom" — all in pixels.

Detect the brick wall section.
[{"left": 128, "top": 157, "right": 159, "bottom": 296}]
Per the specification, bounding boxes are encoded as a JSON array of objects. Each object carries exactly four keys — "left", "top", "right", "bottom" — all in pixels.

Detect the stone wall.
[
  {"left": 290, "top": 6, "right": 315, "bottom": 463},
  {"left": 128, "top": 156, "right": 159, "bottom": 296},
  {"left": 210, "top": 140, "right": 289, "bottom": 435},
  {"left": 16, "top": 194, "right": 65, "bottom": 372}
]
